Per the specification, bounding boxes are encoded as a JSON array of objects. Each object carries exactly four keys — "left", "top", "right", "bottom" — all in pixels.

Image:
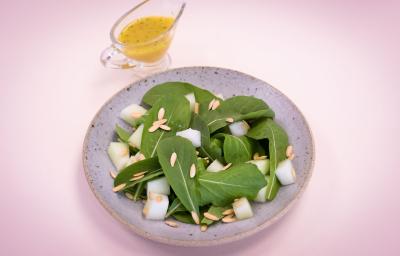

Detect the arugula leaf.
[
  {"left": 200, "top": 205, "right": 229, "bottom": 225},
  {"left": 142, "top": 82, "right": 217, "bottom": 115},
  {"left": 141, "top": 95, "right": 191, "bottom": 158},
  {"left": 190, "top": 114, "right": 224, "bottom": 162},
  {"left": 202, "top": 96, "right": 275, "bottom": 133},
  {"left": 157, "top": 136, "right": 200, "bottom": 217},
  {"left": 115, "top": 124, "right": 131, "bottom": 143},
  {"left": 166, "top": 198, "right": 186, "bottom": 218},
  {"left": 114, "top": 157, "right": 161, "bottom": 186},
  {"left": 221, "top": 134, "right": 253, "bottom": 164},
  {"left": 197, "top": 163, "right": 266, "bottom": 206},
  {"left": 247, "top": 118, "right": 289, "bottom": 200}
]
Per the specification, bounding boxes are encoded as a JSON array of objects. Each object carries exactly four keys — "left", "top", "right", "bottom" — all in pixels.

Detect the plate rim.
[{"left": 82, "top": 66, "right": 315, "bottom": 247}]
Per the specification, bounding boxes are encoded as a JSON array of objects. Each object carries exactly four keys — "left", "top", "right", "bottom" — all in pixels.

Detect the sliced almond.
[
  {"left": 254, "top": 155, "right": 268, "bottom": 160},
  {"left": 204, "top": 212, "right": 219, "bottom": 221},
  {"left": 253, "top": 152, "right": 260, "bottom": 160},
  {"left": 109, "top": 170, "right": 117, "bottom": 179},
  {"left": 226, "top": 117, "right": 234, "bottom": 123},
  {"left": 125, "top": 192, "right": 134, "bottom": 200},
  {"left": 191, "top": 211, "right": 200, "bottom": 225},
  {"left": 289, "top": 153, "right": 295, "bottom": 160},
  {"left": 133, "top": 171, "right": 147, "bottom": 177},
  {"left": 143, "top": 205, "right": 148, "bottom": 215},
  {"left": 165, "top": 220, "right": 178, "bottom": 228},
  {"left": 286, "top": 145, "right": 293, "bottom": 158},
  {"left": 136, "top": 153, "right": 146, "bottom": 161},
  {"left": 222, "top": 209, "right": 234, "bottom": 216},
  {"left": 222, "top": 215, "right": 237, "bottom": 223},
  {"left": 160, "top": 125, "right": 171, "bottom": 131},
  {"left": 211, "top": 100, "right": 220, "bottom": 110},
  {"left": 190, "top": 163, "right": 196, "bottom": 178},
  {"left": 208, "top": 99, "right": 216, "bottom": 110},
  {"left": 200, "top": 225, "right": 208, "bottom": 232},
  {"left": 130, "top": 174, "right": 144, "bottom": 181},
  {"left": 194, "top": 102, "right": 199, "bottom": 114},
  {"left": 148, "top": 124, "right": 159, "bottom": 132},
  {"left": 112, "top": 183, "right": 126, "bottom": 192},
  {"left": 170, "top": 152, "right": 177, "bottom": 167},
  {"left": 158, "top": 108, "right": 165, "bottom": 120},
  {"left": 131, "top": 112, "right": 143, "bottom": 118},
  {"left": 153, "top": 118, "right": 167, "bottom": 126},
  {"left": 223, "top": 163, "right": 232, "bottom": 170}
]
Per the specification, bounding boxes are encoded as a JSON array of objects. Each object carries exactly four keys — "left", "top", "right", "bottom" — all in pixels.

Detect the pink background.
[{"left": 1, "top": 0, "right": 399, "bottom": 255}]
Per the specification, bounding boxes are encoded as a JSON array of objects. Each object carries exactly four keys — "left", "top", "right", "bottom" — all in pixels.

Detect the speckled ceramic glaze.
[{"left": 83, "top": 66, "right": 314, "bottom": 247}]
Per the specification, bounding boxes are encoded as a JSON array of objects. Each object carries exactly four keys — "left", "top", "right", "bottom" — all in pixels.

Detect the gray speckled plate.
[{"left": 83, "top": 66, "right": 314, "bottom": 247}]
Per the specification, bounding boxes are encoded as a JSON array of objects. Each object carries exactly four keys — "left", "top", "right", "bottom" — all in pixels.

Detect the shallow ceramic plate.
[{"left": 83, "top": 66, "right": 314, "bottom": 247}]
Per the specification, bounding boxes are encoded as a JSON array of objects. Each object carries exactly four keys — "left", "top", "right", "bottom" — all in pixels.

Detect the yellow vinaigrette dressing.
[{"left": 118, "top": 16, "right": 175, "bottom": 63}]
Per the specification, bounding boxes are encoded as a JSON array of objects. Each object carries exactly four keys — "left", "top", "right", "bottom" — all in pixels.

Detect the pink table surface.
[{"left": 1, "top": 0, "right": 399, "bottom": 255}]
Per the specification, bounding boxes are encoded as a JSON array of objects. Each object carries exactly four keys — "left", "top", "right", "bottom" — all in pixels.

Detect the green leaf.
[
  {"left": 115, "top": 124, "right": 131, "bottom": 143},
  {"left": 141, "top": 95, "right": 191, "bottom": 158},
  {"left": 166, "top": 198, "right": 186, "bottom": 218},
  {"left": 221, "top": 135, "right": 253, "bottom": 164},
  {"left": 114, "top": 157, "right": 162, "bottom": 186},
  {"left": 142, "top": 82, "right": 217, "bottom": 115},
  {"left": 132, "top": 182, "right": 145, "bottom": 201},
  {"left": 190, "top": 114, "right": 224, "bottom": 162},
  {"left": 157, "top": 136, "right": 200, "bottom": 216},
  {"left": 201, "top": 205, "right": 229, "bottom": 225},
  {"left": 172, "top": 212, "right": 195, "bottom": 224},
  {"left": 247, "top": 118, "right": 289, "bottom": 200},
  {"left": 197, "top": 163, "right": 267, "bottom": 206},
  {"left": 202, "top": 96, "right": 275, "bottom": 133}
]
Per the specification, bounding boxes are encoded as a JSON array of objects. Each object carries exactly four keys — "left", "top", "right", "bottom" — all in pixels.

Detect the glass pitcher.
[{"left": 100, "top": 0, "right": 185, "bottom": 75}]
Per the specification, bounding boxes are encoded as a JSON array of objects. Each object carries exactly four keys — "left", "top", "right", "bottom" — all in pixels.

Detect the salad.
[{"left": 108, "top": 82, "right": 296, "bottom": 231}]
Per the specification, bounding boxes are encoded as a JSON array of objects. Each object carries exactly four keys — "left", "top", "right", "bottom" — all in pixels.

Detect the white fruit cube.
[
  {"left": 176, "top": 128, "right": 201, "bottom": 147},
  {"left": 276, "top": 159, "right": 296, "bottom": 185},
  {"left": 229, "top": 121, "right": 250, "bottom": 137},
  {"left": 206, "top": 159, "right": 225, "bottom": 172},
  {"left": 107, "top": 142, "right": 129, "bottom": 170},
  {"left": 128, "top": 124, "right": 144, "bottom": 149},
  {"left": 143, "top": 192, "right": 169, "bottom": 220},
  {"left": 147, "top": 177, "right": 170, "bottom": 195},
  {"left": 247, "top": 159, "right": 269, "bottom": 175},
  {"left": 120, "top": 104, "right": 147, "bottom": 126},
  {"left": 184, "top": 93, "right": 196, "bottom": 112},
  {"left": 232, "top": 197, "right": 253, "bottom": 220}
]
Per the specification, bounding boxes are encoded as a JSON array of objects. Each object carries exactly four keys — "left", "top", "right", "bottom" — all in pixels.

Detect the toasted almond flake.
[
  {"left": 148, "top": 124, "right": 159, "bottom": 132},
  {"left": 125, "top": 192, "right": 134, "bottom": 200},
  {"left": 191, "top": 211, "right": 200, "bottom": 224},
  {"left": 143, "top": 206, "right": 148, "bottom": 215},
  {"left": 155, "top": 195, "right": 163, "bottom": 202},
  {"left": 130, "top": 174, "right": 144, "bottom": 181},
  {"left": 158, "top": 108, "right": 165, "bottom": 120},
  {"left": 160, "top": 125, "right": 171, "bottom": 131},
  {"left": 291, "top": 168, "right": 296, "bottom": 178},
  {"left": 222, "top": 209, "right": 234, "bottom": 215},
  {"left": 112, "top": 183, "right": 126, "bottom": 192},
  {"left": 109, "top": 170, "right": 117, "bottom": 179},
  {"left": 133, "top": 171, "right": 147, "bottom": 177},
  {"left": 165, "top": 220, "right": 178, "bottom": 228},
  {"left": 289, "top": 153, "right": 295, "bottom": 160},
  {"left": 286, "top": 145, "right": 293, "bottom": 158},
  {"left": 170, "top": 152, "right": 177, "bottom": 167},
  {"left": 226, "top": 117, "right": 234, "bottom": 123},
  {"left": 254, "top": 155, "right": 268, "bottom": 160},
  {"left": 223, "top": 163, "right": 232, "bottom": 170},
  {"left": 153, "top": 118, "right": 167, "bottom": 126},
  {"left": 208, "top": 99, "right": 216, "bottom": 110},
  {"left": 200, "top": 225, "right": 208, "bottom": 232},
  {"left": 136, "top": 153, "right": 146, "bottom": 161},
  {"left": 211, "top": 100, "right": 220, "bottom": 110},
  {"left": 204, "top": 212, "right": 219, "bottom": 221},
  {"left": 234, "top": 198, "right": 240, "bottom": 202},
  {"left": 222, "top": 215, "right": 237, "bottom": 223},
  {"left": 131, "top": 112, "right": 143, "bottom": 118},
  {"left": 190, "top": 163, "right": 196, "bottom": 178},
  {"left": 194, "top": 102, "right": 199, "bottom": 114},
  {"left": 253, "top": 152, "right": 260, "bottom": 160}
]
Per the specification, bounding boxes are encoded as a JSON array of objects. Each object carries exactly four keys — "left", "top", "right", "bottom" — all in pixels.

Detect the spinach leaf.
[
  {"left": 132, "top": 182, "right": 145, "bottom": 201},
  {"left": 141, "top": 95, "right": 191, "bottom": 158},
  {"left": 172, "top": 212, "right": 195, "bottom": 224},
  {"left": 200, "top": 205, "right": 229, "bottom": 225},
  {"left": 202, "top": 96, "right": 275, "bottom": 133},
  {"left": 114, "top": 157, "right": 161, "bottom": 186},
  {"left": 247, "top": 118, "right": 289, "bottom": 200},
  {"left": 197, "top": 163, "right": 266, "bottom": 206},
  {"left": 157, "top": 136, "right": 200, "bottom": 217},
  {"left": 115, "top": 124, "right": 131, "bottom": 143},
  {"left": 142, "top": 82, "right": 217, "bottom": 115},
  {"left": 221, "top": 135, "right": 253, "bottom": 164},
  {"left": 190, "top": 114, "right": 224, "bottom": 162},
  {"left": 166, "top": 198, "right": 186, "bottom": 218}
]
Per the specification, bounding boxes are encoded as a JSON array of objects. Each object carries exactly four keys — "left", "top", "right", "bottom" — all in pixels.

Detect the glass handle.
[{"left": 100, "top": 45, "right": 137, "bottom": 69}]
